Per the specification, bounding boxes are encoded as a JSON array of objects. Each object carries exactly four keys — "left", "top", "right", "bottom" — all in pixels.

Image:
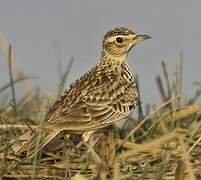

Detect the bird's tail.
[{"left": 17, "top": 129, "right": 59, "bottom": 159}]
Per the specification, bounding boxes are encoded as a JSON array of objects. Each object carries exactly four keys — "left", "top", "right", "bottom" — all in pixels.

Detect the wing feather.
[{"left": 45, "top": 63, "right": 137, "bottom": 133}]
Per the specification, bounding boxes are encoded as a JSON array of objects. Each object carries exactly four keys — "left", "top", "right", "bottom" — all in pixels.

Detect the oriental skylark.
[{"left": 17, "top": 27, "right": 151, "bottom": 158}]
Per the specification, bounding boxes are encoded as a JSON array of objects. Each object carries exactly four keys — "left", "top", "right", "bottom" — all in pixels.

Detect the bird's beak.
[{"left": 134, "top": 34, "right": 152, "bottom": 43}]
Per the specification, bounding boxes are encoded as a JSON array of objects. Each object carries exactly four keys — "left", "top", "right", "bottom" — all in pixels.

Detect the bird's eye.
[{"left": 116, "top": 37, "right": 124, "bottom": 44}]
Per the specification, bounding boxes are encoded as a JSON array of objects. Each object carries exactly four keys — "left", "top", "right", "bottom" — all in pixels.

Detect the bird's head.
[{"left": 102, "top": 27, "right": 151, "bottom": 58}]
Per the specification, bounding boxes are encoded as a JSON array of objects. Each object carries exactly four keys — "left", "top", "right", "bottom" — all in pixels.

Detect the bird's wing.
[{"left": 46, "top": 69, "right": 137, "bottom": 132}]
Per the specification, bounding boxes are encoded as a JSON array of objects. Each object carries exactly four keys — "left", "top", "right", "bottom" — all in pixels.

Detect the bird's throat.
[{"left": 101, "top": 52, "right": 128, "bottom": 64}]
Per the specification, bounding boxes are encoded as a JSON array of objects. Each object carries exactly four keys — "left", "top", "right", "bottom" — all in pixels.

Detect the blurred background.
[{"left": 0, "top": 0, "right": 200, "bottom": 105}]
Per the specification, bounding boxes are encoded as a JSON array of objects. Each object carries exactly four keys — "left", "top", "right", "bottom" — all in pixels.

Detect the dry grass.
[{"left": 0, "top": 33, "right": 201, "bottom": 179}]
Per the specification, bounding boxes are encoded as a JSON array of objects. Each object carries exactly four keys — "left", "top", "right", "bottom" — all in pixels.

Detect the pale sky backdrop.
[{"left": 0, "top": 0, "right": 200, "bottom": 105}]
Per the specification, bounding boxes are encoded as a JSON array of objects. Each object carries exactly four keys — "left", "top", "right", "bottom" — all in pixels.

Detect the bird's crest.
[{"left": 104, "top": 27, "right": 135, "bottom": 39}]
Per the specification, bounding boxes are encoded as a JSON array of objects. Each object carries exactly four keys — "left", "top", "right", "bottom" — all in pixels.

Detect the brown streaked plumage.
[{"left": 17, "top": 27, "right": 151, "bottom": 158}]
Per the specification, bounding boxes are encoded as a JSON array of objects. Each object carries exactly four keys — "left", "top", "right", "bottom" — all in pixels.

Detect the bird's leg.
[
  {"left": 62, "top": 132, "right": 82, "bottom": 156},
  {"left": 82, "top": 131, "right": 105, "bottom": 167},
  {"left": 82, "top": 131, "right": 108, "bottom": 179},
  {"left": 82, "top": 126, "right": 117, "bottom": 178},
  {"left": 98, "top": 125, "right": 116, "bottom": 166},
  {"left": 82, "top": 131, "right": 95, "bottom": 142}
]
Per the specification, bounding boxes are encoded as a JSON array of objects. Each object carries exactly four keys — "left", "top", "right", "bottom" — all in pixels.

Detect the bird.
[{"left": 17, "top": 27, "right": 151, "bottom": 158}]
